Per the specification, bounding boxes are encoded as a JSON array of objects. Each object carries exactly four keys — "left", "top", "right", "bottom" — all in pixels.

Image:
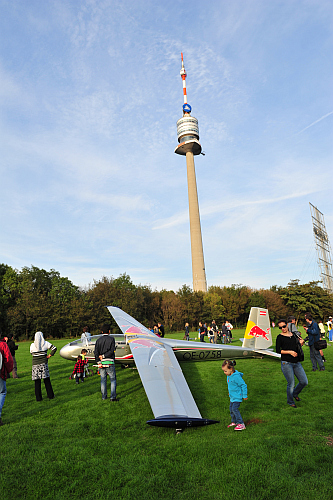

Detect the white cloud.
[{"left": 0, "top": 0, "right": 332, "bottom": 292}]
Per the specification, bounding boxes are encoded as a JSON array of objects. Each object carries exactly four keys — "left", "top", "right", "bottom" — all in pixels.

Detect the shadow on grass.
[{"left": 179, "top": 361, "right": 216, "bottom": 418}]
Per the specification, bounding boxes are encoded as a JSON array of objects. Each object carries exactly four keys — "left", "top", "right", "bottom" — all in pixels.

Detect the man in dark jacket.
[
  {"left": 0, "top": 331, "right": 14, "bottom": 425},
  {"left": 304, "top": 313, "right": 325, "bottom": 371},
  {"left": 157, "top": 322, "right": 165, "bottom": 338},
  {"left": 211, "top": 320, "right": 218, "bottom": 343},
  {"left": 95, "top": 324, "right": 118, "bottom": 401},
  {"left": 5, "top": 334, "right": 18, "bottom": 378}
]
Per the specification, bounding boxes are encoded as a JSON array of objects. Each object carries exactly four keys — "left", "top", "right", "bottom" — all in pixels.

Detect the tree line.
[{"left": 0, "top": 264, "right": 332, "bottom": 340}]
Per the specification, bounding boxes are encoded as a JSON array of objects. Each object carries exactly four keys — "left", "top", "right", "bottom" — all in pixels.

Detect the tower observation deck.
[{"left": 175, "top": 53, "right": 207, "bottom": 293}]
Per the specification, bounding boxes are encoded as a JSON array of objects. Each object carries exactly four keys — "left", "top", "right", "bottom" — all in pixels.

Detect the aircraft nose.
[{"left": 60, "top": 344, "right": 74, "bottom": 360}]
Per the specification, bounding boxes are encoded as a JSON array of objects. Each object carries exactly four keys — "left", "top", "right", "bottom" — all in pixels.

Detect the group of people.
[
  {"left": 186, "top": 320, "right": 233, "bottom": 343},
  {"left": 0, "top": 312, "right": 330, "bottom": 428},
  {"left": 276, "top": 313, "right": 327, "bottom": 409},
  {"left": 0, "top": 323, "right": 121, "bottom": 426},
  {"left": 71, "top": 349, "right": 89, "bottom": 383},
  {"left": 221, "top": 312, "right": 329, "bottom": 430},
  {"left": 149, "top": 323, "right": 165, "bottom": 337}
]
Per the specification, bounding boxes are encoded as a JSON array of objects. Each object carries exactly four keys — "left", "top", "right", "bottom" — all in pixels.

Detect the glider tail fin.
[{"left": 242, "top": 307, "right": 272, "bottom": 350}]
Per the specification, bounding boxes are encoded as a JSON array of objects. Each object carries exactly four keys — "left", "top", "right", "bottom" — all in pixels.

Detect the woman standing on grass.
[
  {"left": 184, "top": 323, "right": 190, "bottom": 341},
  {"left": 276, "top": 319, "right": 308, "bottom": 408},
  {"left": 30, "top": 331, "right": 57, "bottom": 401},
  {"left": 199, "top": 322, "right": 206, "bottom": 342}
]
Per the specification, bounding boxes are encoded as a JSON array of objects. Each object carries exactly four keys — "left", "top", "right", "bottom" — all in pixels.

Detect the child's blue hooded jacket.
[{"left": 227, "top": 370, "right": 248, "bottom": 402}]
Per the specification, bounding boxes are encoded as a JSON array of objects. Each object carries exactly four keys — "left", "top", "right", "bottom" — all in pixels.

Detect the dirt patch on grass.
[
  {"left": 324, "top": 436, "right": 333, "bottom": 447},
  {"left": 245, "top": 418, "right": 263, "bottom": 425}
]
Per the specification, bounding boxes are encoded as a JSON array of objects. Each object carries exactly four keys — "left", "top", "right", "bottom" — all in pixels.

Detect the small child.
[
  {"left": 222, "top": 360, "right": 247, "bottom": 431},
  {"left": 72, "top": 355, "right": 87, "bottom": 384},
  {"left": 207, "top": 327, "right": 213, "bottom": 343},
  {"left": 81, "top": 348, "right": 90, "bottom": 378}
]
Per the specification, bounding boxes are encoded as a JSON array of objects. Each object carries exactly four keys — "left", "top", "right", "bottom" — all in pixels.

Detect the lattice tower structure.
[
  {"left": 174, "top": 54, "right": 207, "bottom": 293},
  {"left": 309, "top": 203, "right": 333, "bottom": 293}
]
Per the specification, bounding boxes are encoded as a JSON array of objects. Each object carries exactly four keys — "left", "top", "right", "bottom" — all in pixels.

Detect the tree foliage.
[
  {"left": 279, "top": 279, "right": 333, "bottom": 323},
  {"left": 0, "top": 264, "right": 332, "bottom": 339}
]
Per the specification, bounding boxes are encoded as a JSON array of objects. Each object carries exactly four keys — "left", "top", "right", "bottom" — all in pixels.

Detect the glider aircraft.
[{"left": 60, "top": 306, "right": 280, "bottom": 430}]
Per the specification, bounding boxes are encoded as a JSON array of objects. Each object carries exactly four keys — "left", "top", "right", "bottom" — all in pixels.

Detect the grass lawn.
[{"left": 0, "top": 328, "right": 332, "bottom": 500}]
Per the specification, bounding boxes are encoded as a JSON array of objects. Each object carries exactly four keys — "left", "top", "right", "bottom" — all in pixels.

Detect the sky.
[{"left": 0, "top": 0, "right": 332, "bottom": 292}]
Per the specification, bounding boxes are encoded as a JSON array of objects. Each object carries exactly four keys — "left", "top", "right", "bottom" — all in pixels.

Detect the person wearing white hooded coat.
[{"left": 30, "top": 332, "right": 57, "bottom": 401}]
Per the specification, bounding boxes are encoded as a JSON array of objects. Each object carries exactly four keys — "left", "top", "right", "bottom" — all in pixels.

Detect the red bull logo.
[
  {"left": 125, "top": 326, "right": 145, "bottom": 334},
  {"left": 248, "top": 325, "right": 270, "bottom": 341},
  {"left": 130, "top": 338, "right": 164, "bottom": 351}
]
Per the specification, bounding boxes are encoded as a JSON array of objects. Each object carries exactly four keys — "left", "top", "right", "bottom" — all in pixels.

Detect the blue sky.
[{"left": 0, "top": 0, "right": 332, "bottom": 291}]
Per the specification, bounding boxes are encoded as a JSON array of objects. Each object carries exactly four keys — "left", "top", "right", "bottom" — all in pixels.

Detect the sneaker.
[
  {"left": 234, "top": 423, "right": 246, "bottom": 431},
  {"left": 111, "top": 398, "right": 120, "bottom": 402},
  {"left": 319, "top": 367, "right": 325, "bottom": 371},
  {"left": 227, "top": 423, "right": 236, "bottom": 428}
]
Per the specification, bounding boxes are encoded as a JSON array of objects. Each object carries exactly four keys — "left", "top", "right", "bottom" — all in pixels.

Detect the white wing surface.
[
  {"left": 107, "top": 306, "right": 219, "bottom": 429},
  {"left": 128, "top": 337, "right": 201, "bottom": 419}
]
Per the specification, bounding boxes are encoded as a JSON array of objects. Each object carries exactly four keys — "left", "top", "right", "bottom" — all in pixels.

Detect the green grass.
[{"left": 1, "top": 329, "right": 332, "bottom": 500}]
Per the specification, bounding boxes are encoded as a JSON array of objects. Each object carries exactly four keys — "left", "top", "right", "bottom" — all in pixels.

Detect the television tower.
[{"left": 175, "top": 53, "right": 207, "bottom": 293}]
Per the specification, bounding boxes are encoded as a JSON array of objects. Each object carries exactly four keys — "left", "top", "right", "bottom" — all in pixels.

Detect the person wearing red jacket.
[
  {"left": 0, "top": 330, "right": 14, "bottom": 426},
  {"left": 72, "top": 355, "right": 87, "bottom": 384}
]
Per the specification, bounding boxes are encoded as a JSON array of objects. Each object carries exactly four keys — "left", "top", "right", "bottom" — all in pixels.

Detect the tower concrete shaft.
[
  {"left": 174, "top": 53, "right": 207, "bottom": 293},
  {"left": 186, "top": 151, "right": 207, "bottom": 292}
]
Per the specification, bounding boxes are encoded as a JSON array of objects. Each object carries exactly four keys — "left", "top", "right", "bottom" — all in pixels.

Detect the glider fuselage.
[{"left": 59, "top": 335, "right": 266, "bottom": 363}]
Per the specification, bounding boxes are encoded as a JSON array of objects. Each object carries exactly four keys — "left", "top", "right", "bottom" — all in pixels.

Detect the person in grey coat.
[{"left": 304, "top": 313, "right": 325, "bottom": 371}]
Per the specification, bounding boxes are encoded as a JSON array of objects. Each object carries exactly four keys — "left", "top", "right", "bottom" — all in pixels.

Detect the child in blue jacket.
[{"left": 222, "top": 360, "right": 248, "bottom": 431}]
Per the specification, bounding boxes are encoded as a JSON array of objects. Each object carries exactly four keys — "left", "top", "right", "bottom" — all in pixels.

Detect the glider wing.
[{"left": 107, "top": 306, "right": 218, "bottom": 428}]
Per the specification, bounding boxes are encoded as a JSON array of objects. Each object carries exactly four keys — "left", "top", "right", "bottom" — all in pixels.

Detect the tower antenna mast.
[
  {"left": 175, "top": 54, "right": 207, "bottom": 293},
  {"left": 309, "top": 202, "right": 333, "bottom": 293}
]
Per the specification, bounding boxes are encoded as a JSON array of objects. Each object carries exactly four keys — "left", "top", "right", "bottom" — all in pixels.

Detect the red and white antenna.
[{"left": 180, "top": 52, "right": 187, "bottom": 105}]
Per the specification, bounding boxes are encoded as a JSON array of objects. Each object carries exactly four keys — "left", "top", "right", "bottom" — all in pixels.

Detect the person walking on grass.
[
  {"left": 287, "top": 316, "right": 301, "bottom": 339},
  {"left": 184, "top": 323, "right": 190, "bottom": 341},
  {"left": 222, "top": 360, "right": 247, "bottom": 431},
  {"left": 317, "top": 320, "right": 327, "bottom": 363},
  {"left": 95, "top": 324, "right": 118, "bottom": 402},
  {"left": 30, "top": 332, "right": 57, "bottom": 401},
  {"left": 225, "top": 320, "right": 233, "bottom": 339},
  {"left": 211, "top": 320, "right": 218, "bottom": 343},
  {"left": 199, "top": 322, "right": 206, "bottom": 343},
  {"left": 72, "top": 355, "right": 87, "bottom": 384},
  {"left": 5, "top": 334, "right": 18, "bottom": 378},
  {"left": 304, "top": 313, "right": 325, "bottom": 372},
  {"left": 0, "top": 330, "right": 13, "bottom": 426},
  {"left": 327, "top": 316, "right": 333, "bottom": 342},
  {"left": 276, "top": 319, "right": 308, "bottom": 408}
]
